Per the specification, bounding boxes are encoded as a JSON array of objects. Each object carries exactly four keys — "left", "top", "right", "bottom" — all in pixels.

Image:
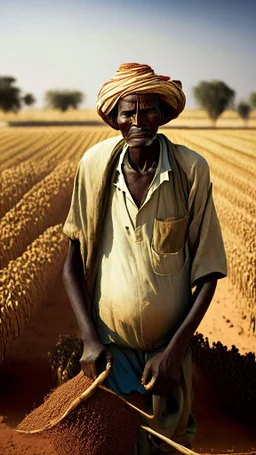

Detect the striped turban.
[{"left": 96, "top": 63, "right": 186, "bottom": 129}]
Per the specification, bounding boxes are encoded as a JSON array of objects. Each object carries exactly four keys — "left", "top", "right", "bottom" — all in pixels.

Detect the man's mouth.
[{"left": 129, "top": 128, "right": 152, "bottom": 136}]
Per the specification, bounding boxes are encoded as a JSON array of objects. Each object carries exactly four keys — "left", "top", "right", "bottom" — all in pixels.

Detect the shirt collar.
[
  {"left": 114, "top": 134, "right": 172, "bottom": 195},
  {"left": 116, "top": 142, "right": 129, "bottom": 174}
]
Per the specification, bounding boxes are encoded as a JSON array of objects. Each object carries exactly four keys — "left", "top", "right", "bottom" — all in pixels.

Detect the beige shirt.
[
  {"left": 92, "top": 135, "right": 227, "bottom": 351},
  {"left": 63, "top": 134, "right": 227, "bottom": 352}
]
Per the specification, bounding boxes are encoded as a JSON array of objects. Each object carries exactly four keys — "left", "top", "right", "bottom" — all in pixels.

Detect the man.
[{"left": 62, "top": 63, "right": 227, "bottom": 454}]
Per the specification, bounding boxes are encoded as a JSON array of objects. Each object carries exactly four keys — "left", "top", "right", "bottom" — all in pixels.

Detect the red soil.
[{"left": 0, "top": 274, "right": 255, "bottom": 455}]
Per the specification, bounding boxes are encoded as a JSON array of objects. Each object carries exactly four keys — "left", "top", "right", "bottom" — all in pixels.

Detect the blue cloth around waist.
[{"left": 103, "top": 343, "right": 165, "bottom": 395}]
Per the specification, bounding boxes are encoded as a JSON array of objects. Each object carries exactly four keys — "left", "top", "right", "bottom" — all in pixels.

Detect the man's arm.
[
  {"left": 168, "top": 273, "right": 218, "bottom": 356},
  {"left": 62, "top": 239, "right": 112, "bottom": 379},
  {"left": 141, "top": 273, "right": 218, "bottom": 395}
]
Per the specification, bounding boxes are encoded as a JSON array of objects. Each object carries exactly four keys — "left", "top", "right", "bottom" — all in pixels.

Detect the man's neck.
[{"left": 127, "top": 138, "right": 160, "bottom": 172}]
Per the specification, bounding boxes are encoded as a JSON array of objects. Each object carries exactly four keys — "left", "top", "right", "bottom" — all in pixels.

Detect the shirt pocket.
[{"left": 151, "top": 215, "right": 188, "bottom": 276}]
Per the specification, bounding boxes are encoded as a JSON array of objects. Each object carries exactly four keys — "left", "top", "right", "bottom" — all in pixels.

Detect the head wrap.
[{"left": 96, "top": 63, "right": 186, "bottom": 129}]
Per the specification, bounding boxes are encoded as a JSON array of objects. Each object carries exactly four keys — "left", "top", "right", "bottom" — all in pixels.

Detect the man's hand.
[
  {"left": 141, "top": 346, "right": 182, "bottom": 396},
  {"left": 80, "top": 341, "right": 112, "bottom": 379}
]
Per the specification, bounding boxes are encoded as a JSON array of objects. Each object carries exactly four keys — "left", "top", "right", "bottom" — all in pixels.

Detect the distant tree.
[
  {"left": 193, "top": 80, "right": 235, "bottom": 125},
  {"left": 0, "top": 76, "right": 22, "bottom": 112},
  {"left": 23, "top": 93, "right": 36, "bottom": 107},
  {"left": 249, "top": 92, "right": 256, "bottom": 108},
  {"left": 237, "top": 102, "right": 251, "bottom": 125},
  {"left": 45, "top": 90, "right": 84, "bottom": 112}
]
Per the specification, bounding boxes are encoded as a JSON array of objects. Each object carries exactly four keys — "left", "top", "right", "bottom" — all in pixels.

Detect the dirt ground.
[
  {"left": 197, "top": 278, "right": 256, "bottom": 355},
  {"left": 0, "top": 274, "right": 255, "bottom": 455}
]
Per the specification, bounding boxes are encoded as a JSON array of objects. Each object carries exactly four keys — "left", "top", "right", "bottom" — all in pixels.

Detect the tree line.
[
  {"left": 0, "top": 77, "right": 84, "bottom": 114},
  {"left": 0, "top": 75, "right": 255, "bottom": 124}
]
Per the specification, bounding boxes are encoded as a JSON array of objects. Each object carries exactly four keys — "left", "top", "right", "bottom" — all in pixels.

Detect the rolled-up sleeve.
[{"left": 188, "top": 157, "right": 227, "bottom": 287}]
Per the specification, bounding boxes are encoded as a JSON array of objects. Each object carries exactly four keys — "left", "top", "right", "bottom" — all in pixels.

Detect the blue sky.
[{"left": 0, "top": 0, "right": 255, "bottom": 108}]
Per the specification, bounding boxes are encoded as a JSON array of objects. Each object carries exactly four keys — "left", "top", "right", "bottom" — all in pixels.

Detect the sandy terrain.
[{"left": 198, "top": 278, "right": 256, "bottom": 355}]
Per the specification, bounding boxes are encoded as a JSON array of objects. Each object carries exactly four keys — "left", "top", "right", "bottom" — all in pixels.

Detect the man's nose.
[{"left": 133, "top": 106, "right": 144, "bottom": 127}]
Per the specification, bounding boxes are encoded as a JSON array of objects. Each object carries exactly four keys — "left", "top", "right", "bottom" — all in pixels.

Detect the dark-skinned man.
[{"left": 62, "top": 63, "right": 227, "bottom": 454}]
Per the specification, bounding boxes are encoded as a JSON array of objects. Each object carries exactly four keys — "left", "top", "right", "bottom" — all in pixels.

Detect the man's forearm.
[
  {"left": 62, "top": 241, "right": 99, "bottom": 344},
  {"left": 167, "top": 275, "right": 218, "bottom": 356}
]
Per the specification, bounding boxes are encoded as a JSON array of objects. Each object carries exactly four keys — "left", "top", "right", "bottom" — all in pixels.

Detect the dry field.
[
  {"left": 0, "top": 108, "right": 256, "bottom": 128},
  {"left": 0, "top": 125, "right": 255, "bottom": 454}
]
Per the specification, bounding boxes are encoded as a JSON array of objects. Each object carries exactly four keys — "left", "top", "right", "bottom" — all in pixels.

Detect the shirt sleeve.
[
  {"left": 62, "top": 159, "right": 86, "bottom": 242},
  {"left": 188, "top": 157, "right": 227, "bottom": 287}
]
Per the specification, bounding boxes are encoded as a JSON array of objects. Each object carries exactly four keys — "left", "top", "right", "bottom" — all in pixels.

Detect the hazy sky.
[{"left": 0, "top": 0, "right": 255, "bottom": 108}]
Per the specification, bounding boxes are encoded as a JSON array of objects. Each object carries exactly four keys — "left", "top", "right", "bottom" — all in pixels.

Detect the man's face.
[{"left": 116, "top": 94, "right": 162, "bottom": 147}]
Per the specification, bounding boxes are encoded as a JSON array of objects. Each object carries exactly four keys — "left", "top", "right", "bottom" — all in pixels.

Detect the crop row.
[
  {"left": 219, "top": 226, "right": 255, "bottom": 332},
  {"left": 191, "top": 333, "right": 255, "bottom": 426},
  {"left": 214, "top": 191, "right": 256, "bottom": 251},
  {"left": 0, "top": 224, "right": 68, "bottom": 362},
  {"left": 0, "top": 130, "right": 119, "bottom": 221},
  {"left": 215, "top": 197, "right": 255, "bottom": 325},
  {"left": 0, "top": 160, "right": 76, "bottom": 269},
  {"left": 212, "top": 175, "right": 255, "bottom": 218},
  {"left": 0, "top": 130, "right": 65, "bottom": 171},
  {"left": 173, "top": 132, "right": 256, "bottom": 181},
  {"left": 172, "top": 132, "right": 255, "bottom": 206},
  {"left": 193, "top": 130, "right": 256, "bottom": 158},
  {"left": 0, "top": 158, "right": 58, "bottom": 218},
  {"left": 0, "top": 129, "right": 118, "bottom": 171},
  {"left": 189, "top": 131, "right": 256, "bottom": 169}
]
